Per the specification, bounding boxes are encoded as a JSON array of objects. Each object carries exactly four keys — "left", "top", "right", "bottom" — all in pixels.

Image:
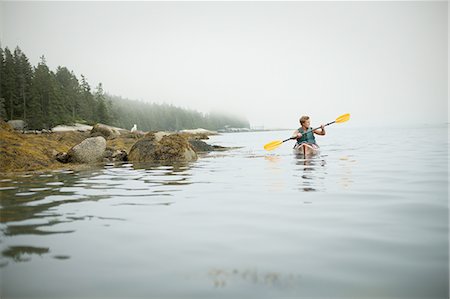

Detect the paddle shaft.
[{"left": 288, "top": 120, "right": 335, "bottom": 142}]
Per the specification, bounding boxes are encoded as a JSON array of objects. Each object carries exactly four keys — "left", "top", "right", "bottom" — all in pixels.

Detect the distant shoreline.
[{"left": 219, "top": 128, "right": 292, "bottom": 133}]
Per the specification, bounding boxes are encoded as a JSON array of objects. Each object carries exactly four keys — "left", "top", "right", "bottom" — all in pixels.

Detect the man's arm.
[{"left": 314, "top": 125, "right": 326, "bottom": 136}]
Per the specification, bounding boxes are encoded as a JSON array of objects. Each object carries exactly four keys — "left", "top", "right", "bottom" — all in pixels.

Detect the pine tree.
[
  {"left": 3, "top": 47, "right": 17, "bottom": 120},
  {"left": 94, "top": 83, "right": 110, "bottom": 124},
  {"left": 30, "top": 56, "right": 65, "bottom": 128},
  {"left": 51, "top": 76, "right": 65, "bottom": 126},
  {"left": 0, "top": 98, "right": 6, "bottom": 120},
  {"left": 13, "top": 47, "right": 33, "bottom": 123},
  {"left": 79, "top": 74, "right": 95, "bottom": 122},
  {"left": 29, "top": 57, "right": 49, "bottom": 129},
  {"left": 55, "top": 66, "right": 81, "bottom": 122},
  {"left": 0, "top": 47, "right": 5, "bottom": 110}
]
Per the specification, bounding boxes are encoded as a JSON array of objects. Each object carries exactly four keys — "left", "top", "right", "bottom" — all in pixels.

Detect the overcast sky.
[{"left": 0, "top": 1, "right": 447, "bottom": 129}]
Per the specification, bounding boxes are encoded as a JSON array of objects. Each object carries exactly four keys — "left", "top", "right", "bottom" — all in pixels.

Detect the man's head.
[{"left": 299, "top": 116, "right": 310, "bottom": 127}]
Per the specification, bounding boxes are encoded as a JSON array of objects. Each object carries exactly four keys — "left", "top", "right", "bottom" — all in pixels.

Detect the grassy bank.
[{"left": 0, "top": 122, "right": 138, "bottom": 174}]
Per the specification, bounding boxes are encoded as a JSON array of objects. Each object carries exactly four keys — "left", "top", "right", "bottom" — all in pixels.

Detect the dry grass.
[
  {"left": 0, "top": 128, "right": 88, "bottom": 173},
  {"left": 0, "top": 123, "right": 137, "bottom": 173},
  {"left": 106, "top": 135, "right": 138, "bottom": 152}
]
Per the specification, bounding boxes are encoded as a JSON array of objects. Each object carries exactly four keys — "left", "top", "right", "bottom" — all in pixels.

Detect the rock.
[
  {"left": 67, "top": 136, "right": 106, "bottom": 163},
  {"left": 179, "top": 128, "right": 217, "bottom": 135},
  {"left": 182, "top": 132, "right": 209, "bottom": 140},
  {"left": 152, "top": 131, "right": 171, "bottom": 142},
  {"left": 128, "top": 133, "right": 197, "bottom": 162},
  {"left": 180, "top": 128, "right": 217, "bottom": 140},
  {"left": 52, "top": 123, "right": 93, "bottom": 132},
  {"left": 133, "top": 130, "right": 146, "bottom": 137},
  {"left": 103, "top": 148, "right": 114, "bottom": 159},
  {"left": 128, "top": 137, "right": 157, "bottom": 162},
  {"left": 7, "top": 120, "right": 26, "bottom": 131},
  {"left": 56, "top": 152, "right": 70, "bottom": 163},
  {"left": 102, "top": 148, "right": 127, "bottom": 162},
  {"left": 24, "top": 130, "right": 42, "bottom": 134},
  {"left": 112, "top": 150, "right": 128, "bottom": 161},
  {"left": 189, "top": 140, "right": 228, "bottom": 152},
  {"left": 189, "top": 140, "right": 214, "bottom": 152},
  {"left": 90, "top": 123, "right": 120, "bottom": 140}
]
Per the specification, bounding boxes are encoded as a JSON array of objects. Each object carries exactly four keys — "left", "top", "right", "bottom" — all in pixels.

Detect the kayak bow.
[{"left": 293, "top": 142, "right": 320, "bottom": 157}]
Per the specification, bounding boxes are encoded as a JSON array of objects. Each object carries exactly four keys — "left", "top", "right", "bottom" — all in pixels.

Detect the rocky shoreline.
[{"left": 0, "top": 121, "right": 227, "bottom": 174}]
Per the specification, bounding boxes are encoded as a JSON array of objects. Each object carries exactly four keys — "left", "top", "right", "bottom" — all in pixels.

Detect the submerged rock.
[
  {"left": 128, "top": 133, "right": 197, "bottom": 162},
  {"left": 67, "top": 136, "right": 106, "bottom": 163}
]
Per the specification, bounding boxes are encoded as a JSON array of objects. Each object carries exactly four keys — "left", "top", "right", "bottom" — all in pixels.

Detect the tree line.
[
  {"left": 0, "top": 45, "right": 250, "bottom": 131},
  {"left": 108, "top": 95, "right": 249, "bottom": 132}
]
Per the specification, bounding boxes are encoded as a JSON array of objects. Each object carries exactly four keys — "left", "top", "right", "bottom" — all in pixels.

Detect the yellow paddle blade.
[
  {"left": 335, "top": 113, "right": 350, "bottom": 123},
  {"left": 264, "top": 140, "right": 283, "bottom": 151}
]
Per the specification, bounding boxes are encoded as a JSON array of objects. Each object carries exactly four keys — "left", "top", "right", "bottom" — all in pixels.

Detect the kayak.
[{"left": 293, "top": 142, "right": 320, "bottom": 157}]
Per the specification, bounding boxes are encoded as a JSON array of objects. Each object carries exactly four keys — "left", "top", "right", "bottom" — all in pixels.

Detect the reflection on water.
[
  {"left": 264, "top": 153, "right": 328, "bottom": 193},
  {"left": 264, "top": 155, "right": 285, "bottom": 191},
  {"left": 208, "top": 268, "right": 302, "bottom": 289},
  {"left": 294, "top": 156, "right": 327, "bottom": 192},
  {"left": 264, "top": 155, "right": 281, "bottom": 164},
  {"left": 0, "top": 162, "right": 194, "bottom": 266},
  {"left": 0, "top": 127, "right": 448, "bottom": 299},
  {"left": 2, "top": 246, "right": 50, "bottom": 263},
  {"left": 3, "top": 220, "right": 75, "bottom": 236},
  {"left": 338, "top": 156, "right": 356, "bottom": 189}
]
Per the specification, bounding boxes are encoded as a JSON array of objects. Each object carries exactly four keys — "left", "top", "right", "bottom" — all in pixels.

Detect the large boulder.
[
  {"left": 90, "top": 123, "right": 120, "bottom": 140},
  {"left": 7, "top": 120, "right": 26, "bottom": 131},
  {"left": 67, "top": 136, "right": 106, "bottom": 163},
  {"left": 128, "top": 133, "right": 197, "bottom": 162},
  {"left": 127, "top": 137, "right": 157, "bottom": 162}
]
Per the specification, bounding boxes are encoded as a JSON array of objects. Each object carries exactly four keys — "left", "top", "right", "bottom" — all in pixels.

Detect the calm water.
[{"left": 0, "top": 125, "right": 448, "bottom": 299}]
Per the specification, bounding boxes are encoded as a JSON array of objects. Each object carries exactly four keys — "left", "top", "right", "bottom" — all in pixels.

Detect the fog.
[{"left": 1, "top": 1, "right": 447, "bottom": 129}]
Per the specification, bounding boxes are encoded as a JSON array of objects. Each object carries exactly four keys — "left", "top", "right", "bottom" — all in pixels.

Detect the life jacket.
[{"left": 296, "top": 127, "right": 316, "bottom": 144}]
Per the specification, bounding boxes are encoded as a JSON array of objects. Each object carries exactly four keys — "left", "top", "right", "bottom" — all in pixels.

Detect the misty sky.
[{"left": 0, "top": 1, "right": 447, "bottom": 129}]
